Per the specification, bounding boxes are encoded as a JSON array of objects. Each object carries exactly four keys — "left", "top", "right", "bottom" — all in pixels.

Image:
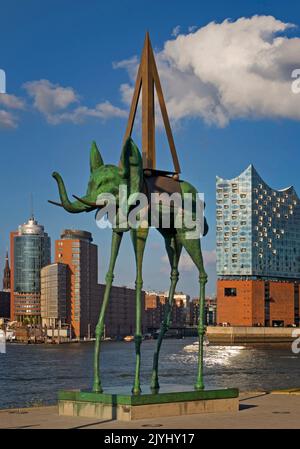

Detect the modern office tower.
[
  {"left": 10, "top": 216, "right": 51, "bottom": 323},
  {"left": 55, "top": 230, "right": 98, "bottom": 339},
  {"left": 40, "top": 263, "right": 69, "bottom": 329},
  {"left": 3, "top": 251, "right": 10, "bottom": 292},
  {"left": 216, "top": 165, "right": 300, "bottom": 327}
]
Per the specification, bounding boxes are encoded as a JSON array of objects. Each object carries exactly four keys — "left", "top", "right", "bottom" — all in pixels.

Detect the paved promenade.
[{"left": 0, "top": 392, "right": 300, "bottom": 429}]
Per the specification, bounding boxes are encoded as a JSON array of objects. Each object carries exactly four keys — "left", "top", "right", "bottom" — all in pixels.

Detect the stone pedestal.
[{"left": 58, "top": 385, "right": 239, "bottom": 421}]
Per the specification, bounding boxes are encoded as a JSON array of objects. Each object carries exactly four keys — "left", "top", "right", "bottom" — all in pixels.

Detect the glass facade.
[
  {"left": 216, "top": 165, "right": 300, "bottom": 279},
  {"left": 41, "top": 263, "right": 68, "bottom": 326},
  {"left": 14, "top": 234, "right": 51, "bottom": 293}
]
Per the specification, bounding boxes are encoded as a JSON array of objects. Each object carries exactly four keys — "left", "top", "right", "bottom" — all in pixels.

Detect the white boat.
[{"left": 5, "top": 330, "right": 15, "bottom": 341}]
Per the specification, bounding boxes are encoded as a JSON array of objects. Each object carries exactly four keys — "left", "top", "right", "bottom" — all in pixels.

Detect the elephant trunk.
[{"left": 52, "top": 172, "right": 91, "bottom": 213}]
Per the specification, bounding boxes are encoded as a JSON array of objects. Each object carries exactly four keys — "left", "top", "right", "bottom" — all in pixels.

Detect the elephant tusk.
[
  {"left": 72, "top": 195, "right": 97, "bottom": 207},
  {"left": 48, "top": 200, "right": 63, "bottom": 207}
]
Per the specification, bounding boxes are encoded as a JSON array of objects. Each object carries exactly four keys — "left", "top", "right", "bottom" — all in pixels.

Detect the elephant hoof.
[
  {"left": 150, "top": 379, "right": 160, "bottom": 393},
  {"left": 93, "top": 382, "right": 103, "bottom": 393},
  {"left": 150, "top": 386, "right": 160, "bottom": 394},
  {"left": 132, "top": 386, "right": 142, "bottom": 395}
]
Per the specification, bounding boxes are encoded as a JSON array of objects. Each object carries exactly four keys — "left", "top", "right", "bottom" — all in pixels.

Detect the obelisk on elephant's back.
[{"left": 123, "top": 32, "right": 181, "bottom": 177}]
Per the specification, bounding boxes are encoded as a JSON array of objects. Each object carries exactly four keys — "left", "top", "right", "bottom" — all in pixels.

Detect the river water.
[{"left": 0, "top": 338, "right": 299, "bottom": 409}]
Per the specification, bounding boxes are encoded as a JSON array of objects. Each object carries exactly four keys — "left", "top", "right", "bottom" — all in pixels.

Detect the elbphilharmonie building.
[{"left": 216, "top": 165, "right": 300, "bottom": 327}]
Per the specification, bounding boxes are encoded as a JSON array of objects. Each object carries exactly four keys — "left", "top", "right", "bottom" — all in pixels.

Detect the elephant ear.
[
  {"left": 90, "top": 141, "right": 104, "bottom": 173},
  {"left": 119, "top": 137, "right": 143, "bottom": 200}
]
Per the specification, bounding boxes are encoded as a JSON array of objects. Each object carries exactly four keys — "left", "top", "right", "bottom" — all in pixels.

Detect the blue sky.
[{"left": 1, "top": 0, "right": 300, "bottom": 297}]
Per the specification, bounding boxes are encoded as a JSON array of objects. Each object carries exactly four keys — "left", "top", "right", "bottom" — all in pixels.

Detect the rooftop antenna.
[{"left": 30, "top": 193, "right": 34, "bottom": 220}]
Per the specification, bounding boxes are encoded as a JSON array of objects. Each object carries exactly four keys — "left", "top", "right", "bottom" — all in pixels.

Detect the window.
[{"left": 224, "top": 288, "right": 237, "bottom": 297}]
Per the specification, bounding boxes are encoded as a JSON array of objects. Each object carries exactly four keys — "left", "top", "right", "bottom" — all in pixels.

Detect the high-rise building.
[
  {"left": 40, "top": 263, "right": 69, "bottom": 328},
  {"left": 10, "top": 216, "right": 51, "bottom": 323},
  {"left": 3, "top": 251, "right": 10, "bottom": 292},
  {"left": 55, "top": 230, "right": 98, "bottom": 338},
  {"left": 216, "top": 165, "right": 300, "bottom": 327}
]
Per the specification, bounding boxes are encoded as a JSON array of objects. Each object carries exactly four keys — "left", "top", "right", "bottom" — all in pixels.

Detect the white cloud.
[
  {"left": 171, "top": 25, "right": 181, "bottom": 37},
  {"left": 0, "top": 93, "right": 24, "bottom": 128},
  {"left": 161, "top": 249, "right": 216, "bottom": 273},
  {"left": 23, "top": 79, "right": 126, "bottom": 125},
  {"left": 203, "top": 250, "right": 216, "bottom": 265},
  {"left": 45, "top": 101, "right": 127, "bottom": 125},
  {"left": 0, "top": 110, "right": 17, "bottom": 128},
  {"left": 0, "top": 93, "right": 24, "bottom": 109},
  {"left": 24, "top": 79, "right": 78, "bottom": 112},
  {"left": 116, "top": 15, "right": 300, "bottom": 127}
]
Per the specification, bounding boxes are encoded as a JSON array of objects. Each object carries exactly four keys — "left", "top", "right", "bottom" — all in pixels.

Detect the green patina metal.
[
  {"left": 58, "top": 388, "right": 239, "bottom": 406},
  {"left": 50, "top": 137, "right": 208, "bottom": 395}
]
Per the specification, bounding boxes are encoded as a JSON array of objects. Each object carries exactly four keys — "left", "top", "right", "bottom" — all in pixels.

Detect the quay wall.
[{"left": 207, "top": 326, "right": 300, "bottom": 343}]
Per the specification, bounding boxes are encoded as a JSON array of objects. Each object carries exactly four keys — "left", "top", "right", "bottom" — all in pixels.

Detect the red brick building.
[
  {"left": 55, "top": 229, "right": 98, "bottom": 338},
  {"left": 217, "top": 279, "right": 299, "bottom": 327}
]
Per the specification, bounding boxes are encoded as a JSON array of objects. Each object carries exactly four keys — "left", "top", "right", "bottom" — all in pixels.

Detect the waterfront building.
[
  {"left": 0, "top": 291, "right": 10, "bottom": 318},
  {"left": 95, "top": 285, "right": 146, "bottom": 338},
  {"left": 145, "top": 292, "right": 164, "bottom": 330},
  {"left": 145, "top": 291, "right": 187, "bottom": 331},
  {"left": 2, "top": 251, "right": 10, "bottom": 292},
  {"left": 40, "top": 263, "right": 69, "bottom": 329},
  {"left": 189, "top": 297, "right": 217, "bottom": 326},
  {"left": 55, "top": 229, "right": 98, "bottom": 339},
  {"left": 174, "top": 292, "right": 190, "bottom": 308},
  {"left": 10, "top": 216, "right": 51, "bottom": 323},
  {"left": 216, "top": 165, "right": 300, "bottom": 327}
]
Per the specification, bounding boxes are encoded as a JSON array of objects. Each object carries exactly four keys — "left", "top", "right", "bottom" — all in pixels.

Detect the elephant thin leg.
[
  {"left": 93, "top": 231, "right": 123, "bottom": 393},
  {"left": 176, "top": 230, "right": 207, "bottom": 390},
  {"left": 151, "top": 233, "right": 181, "bottom": 392},
  {"left": 130, "top": 227, "right": 149, "bottom": 395}
]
